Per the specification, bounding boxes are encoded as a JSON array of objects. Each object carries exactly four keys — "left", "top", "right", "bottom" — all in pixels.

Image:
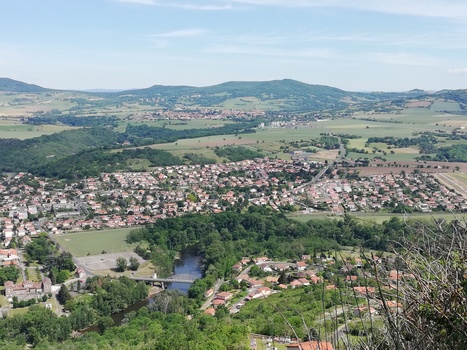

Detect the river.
[
  {"left": 166, "top": 246, "right": 202, "bottom": 293},
  {"left": 93, "top": 247, "right": 203, "bottom": 328}
]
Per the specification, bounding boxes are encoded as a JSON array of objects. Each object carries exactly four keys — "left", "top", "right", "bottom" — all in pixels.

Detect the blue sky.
[{"left": 1, "top": 0, "right": 467, "bottom": 91}]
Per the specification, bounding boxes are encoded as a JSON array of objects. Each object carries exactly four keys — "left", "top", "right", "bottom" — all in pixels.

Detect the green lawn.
[
  {"left": 54, "top": 228, "right": 139, "bottom": 257},
  {"left": 0, "top": 294, "right": 9, "bottom": 307},
  {"left": 26, "top": 267, "right": 41, "bottom": 282},
  {"left": 9, "top": 307, "right": 30, "bottom": 317}
]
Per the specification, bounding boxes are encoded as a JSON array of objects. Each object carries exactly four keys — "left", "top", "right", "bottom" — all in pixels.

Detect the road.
[
  {"left": 295, "top": 137, "right": 345, "bottom": 193},
  {"left": 201, "top": 278, "right": 224, "bottom": 310}
]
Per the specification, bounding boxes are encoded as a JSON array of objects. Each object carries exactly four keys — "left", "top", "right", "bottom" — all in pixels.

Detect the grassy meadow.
[
  {"left": 114, "top": 119, "right": 234, "bottom": 133},
  {"left": 140, "top": 108, "right": 467, "bottom": 163},
  {"left": 288, "top": 212, "right": 467, "bottom": 224},
  {"left": 54, "top": 228, "right": 138, "bottom": 257}
]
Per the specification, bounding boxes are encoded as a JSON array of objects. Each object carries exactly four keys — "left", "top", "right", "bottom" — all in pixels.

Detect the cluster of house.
[
  {"left": 204, "top": 254, "right": 407, "bottom": 322},
  {"left": 0, "top": 158, "right": 464, "bottom": 242},
  {"left": 0, "top": 158, "right": 320, "bottom": 237},
  {"left": 0, "top": 248, "right": 21, "bottom": 267},
  {"left": 204, "top": 255, "right": 324, "bottom": 316},
  {"left": 144, "top": 108, "right": 265, "bottom": 121},
  {"left": 298, "top": 172, "right": 464, "bottom": 214}
]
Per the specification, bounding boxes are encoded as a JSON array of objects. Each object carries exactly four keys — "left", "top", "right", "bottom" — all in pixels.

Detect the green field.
[
  {"left": 450, "top": 172, "right": 467, "bottom": 186},
  {"left": 430, "top": 100, "right": 462, "bottom": 112},
  {"left": 288, "top": 212, "right": 467, "bottom": 224},
  {"left": 114, "top": 119, "right": 234, "bottom": 133},
  {"left": 54, "top": 228, "right": 138, "bottom": 257},
  {"left": 143, "top": 114, "right": 466, "bottom": 163},
  {"left": 0, "top": 119, "right": 78, "bottom": 139}
]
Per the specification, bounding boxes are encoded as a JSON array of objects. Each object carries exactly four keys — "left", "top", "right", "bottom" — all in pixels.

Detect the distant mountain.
[
  {"left": 82, "top": 88, "right": 127, "bottom": 93},
  {"left": 119, "top": 79, "right": 357, "bottom": 111},
  {"left": 435, "top": 89, "right": 467, "bottom": 104},
  {"left": 1, "top": 77, "right": 464, "bottom": 113},
  {"left": 0, "top": 78, "right": 48, "bottom": 93},
  {"left": 125, "top": 79, "right": 347, "bottom": 98}
]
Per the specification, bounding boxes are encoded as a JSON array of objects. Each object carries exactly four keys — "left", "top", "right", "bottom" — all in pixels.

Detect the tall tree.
[
  {"left": 128, "top": 257, "right": 140, "bottom": 271},
  {"left": 116, "top": 257, "right": 128, "bottom": 272},
  {"left": 57, "top": 284, "right": 71, "bottom": 305}
]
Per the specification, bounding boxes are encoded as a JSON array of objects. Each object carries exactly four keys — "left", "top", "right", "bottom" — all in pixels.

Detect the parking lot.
[{"left": 75, "top": 252, "right": 145, "bottom": 271}]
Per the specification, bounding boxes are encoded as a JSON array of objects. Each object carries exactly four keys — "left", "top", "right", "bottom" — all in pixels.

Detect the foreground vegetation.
[{"left": 1, "top": 202, "right": 466, "bottom": 349}]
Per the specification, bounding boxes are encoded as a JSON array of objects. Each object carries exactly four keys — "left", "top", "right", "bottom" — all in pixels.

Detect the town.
[{"left": 0, "top": 157, "right": 464, "bottom": 240}]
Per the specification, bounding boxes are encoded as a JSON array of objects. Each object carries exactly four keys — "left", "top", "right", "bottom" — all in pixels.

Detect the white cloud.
[
  {"left": 447, "top": 67, "right": 467, "bottom": 76},
  {"left": 174, "top": 3, "right": 233, "bottom": 10},
  {"left": 230, "top": 0, "right": 467, "bottom": 21},
  {"left": 205, "top": 44, "right": 334, "bottom": 58},
  {"left": 116, "top": 0, "right": 157, "bottom": 5},
  {"left": 115, "top": 0, "right": 233, "bottom": 10},
  {"left": 150, "top": 28, "right": 206, "bottom": 38},
  {"left": 370, "top": 52, "right": 438, "bottom": 66}
]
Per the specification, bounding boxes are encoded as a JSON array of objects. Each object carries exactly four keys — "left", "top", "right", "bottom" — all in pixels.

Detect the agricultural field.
[
  {"left": 0, "top": 119, "right": 77, "bottom": 139},
  {"left": 144, "top": 111, "right": 467, "bottom": 164},
  {"left": 54, "top": 228, "right": 138, "bottom": 257},
  {"left": 114, "top": 119, "right": 234, "bottom": 133},
  {"left": 352, "top": 108, "right": 465, "bottom": 128},
  {"left": 217, "top": 96, "right": 290, "bottom": 111},
  {"left": 288, "top": 212, "right": 467, "bottom": 224},
  {"left": 430, "top": 100, "right": 462, "bottom": 113},
  {"left": 450, "top": 172, "right": 467, "bottom": 186},
  {"left": 146, "top": 134, "right": 296, "bottom": 162},
  {"left": 433, "top": 172, "right": 467, "bottom": 197},
  {"left": 0, "top": 92, "right": 79, "bottom": 117}
]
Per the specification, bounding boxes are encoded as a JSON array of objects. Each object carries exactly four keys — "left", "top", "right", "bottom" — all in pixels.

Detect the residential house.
[
  {"left": 296, "top": 261, "right": 307, "bottom": 271},
  {"left": 4, "top": 278, "right": 52, "bottom": 298},
  {"left": 290, "top": 280, "right": 302, "bottom": 289}
]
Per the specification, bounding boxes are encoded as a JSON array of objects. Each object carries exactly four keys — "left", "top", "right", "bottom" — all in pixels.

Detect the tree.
[
  {"left": 56, "top": 270, "right": 70, "bottom": 284},
  {"left": 57, "top": 284, "right": 71, "bottom": 305},
  {"left": 97, "top": 316, "right": 114, "bottom": 334},
  {"left": 0, "top": 266, "right": 20, "bottom": 285},
  {"left": 116, "top": 257, "right": 127, "bottom": 272},
  {"left": 278, "top": 270, "right": 287, "bottom": 284},
  {"left": 128, "top": 257, "right": 140, "bottom": 271},
  {"left": 358, "top": 218, "right": 467, "bottom": 349},
  {"left": 49, "top": 266, "right": 58, "bottom": 284}
]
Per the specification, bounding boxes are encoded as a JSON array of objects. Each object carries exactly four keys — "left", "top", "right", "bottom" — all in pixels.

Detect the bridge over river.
[{"left": 129, "top": 273, "right": 198, "bottom": 284}]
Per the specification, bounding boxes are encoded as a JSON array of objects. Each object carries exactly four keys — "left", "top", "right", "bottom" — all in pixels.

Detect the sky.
[{"left": 1, "top": 0, "right": 467, "bottom": 92}]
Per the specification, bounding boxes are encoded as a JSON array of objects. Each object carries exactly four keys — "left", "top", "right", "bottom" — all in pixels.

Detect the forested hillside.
[
  {"left": 0, "top": 128, "right": 122, "bottom": 172},
  {"left": 33, "top": 148, "right": 184, "bottom": 179},
  {"left": 0, "top": 120, "right": 258, "bottom": 175}
]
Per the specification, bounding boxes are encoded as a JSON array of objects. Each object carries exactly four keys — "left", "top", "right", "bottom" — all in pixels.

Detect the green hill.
[
  {"left": 0, "top": 78, "right": 48, "bottom": 92},
  {"left": 120, "top": 79, "right": 353, "bottom": 111},
  {"left": 0, "top": 128, "right": 122, "bottom": 172}
]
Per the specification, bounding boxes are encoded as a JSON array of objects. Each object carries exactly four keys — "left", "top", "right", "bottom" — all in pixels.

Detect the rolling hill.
[
  {"left": 0, "top": 78, "right": 48, "bottom": 93},
  {"left": 2, "top": 77, "right": 465, "bottom": 113}
]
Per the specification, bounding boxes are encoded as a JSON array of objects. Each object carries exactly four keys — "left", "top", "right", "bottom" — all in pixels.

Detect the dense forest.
[
  {"left": 33, "top": 148, "right": 184, "bottom": 179},
  {"left": 433, "top": 144, "right": 467, "bottom": 162},
  {"left": 367, "top": 135, "right": 437, "bottom": 148},
  {"left": 0, "top": 128, "right": 123, "bottom": 172},
  {"left": 213, "top": 146, "right": 264, "bottom": 162},
  {"left": 26, "top": 115, "right": 119, "bottom": 128},
  {"left": 124, "top": 121, "right": 258, "bottom": 146},
  {"left": 0, "top": 120, "right": 259, "bottom": 175}
]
